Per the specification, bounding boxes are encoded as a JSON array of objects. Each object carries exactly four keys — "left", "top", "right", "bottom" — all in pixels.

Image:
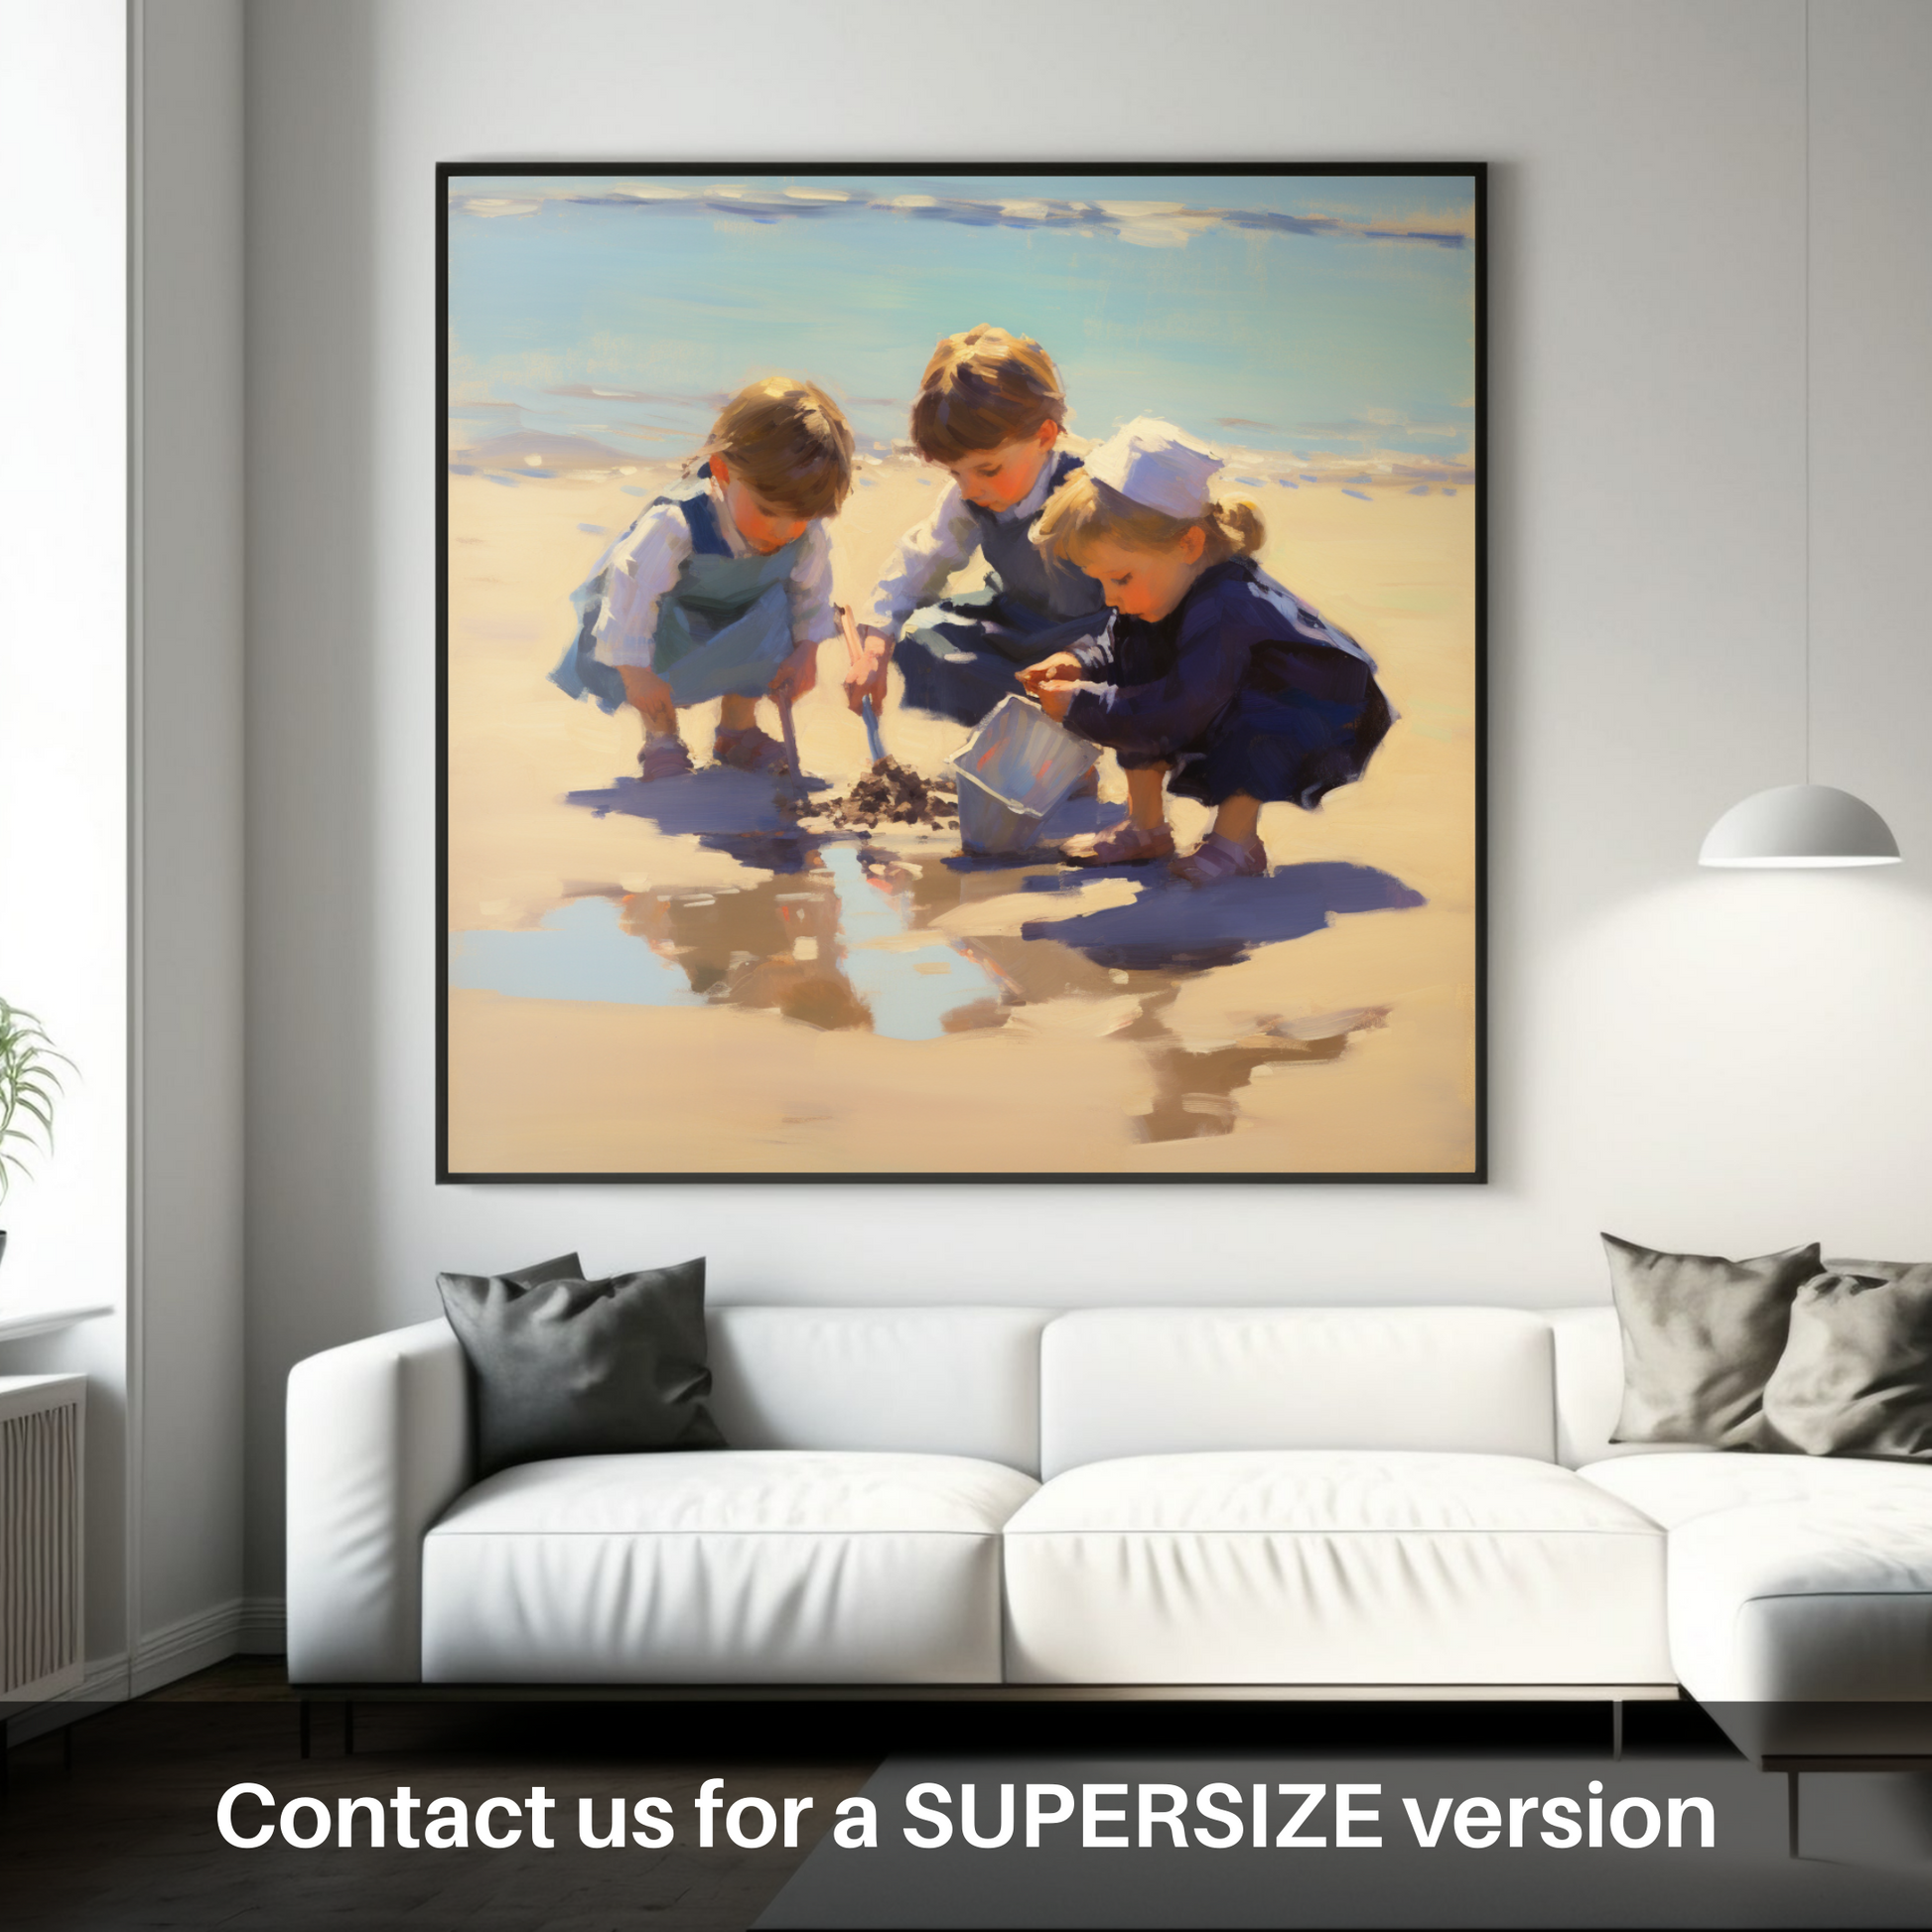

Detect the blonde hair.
[
  {"left": 910, "top": 326, "right": 1067, "bottom": 463},
  {"left": 1035, "top": 470, "right": 1264, "bottom": 569},
  {"left": 699, "top": 377, "right": 854, "bottom": 518}
]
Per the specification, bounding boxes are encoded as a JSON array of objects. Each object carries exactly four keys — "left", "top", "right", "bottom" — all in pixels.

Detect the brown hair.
[
  {"left": 699, "top": 376, "right": 854, "bottom": 518},
  {"left": 909, "top": 326, "right": 1067, "bottom": 463},
  {"left": 1034, "top": 470, "right": 1264, "bottom": 568}
]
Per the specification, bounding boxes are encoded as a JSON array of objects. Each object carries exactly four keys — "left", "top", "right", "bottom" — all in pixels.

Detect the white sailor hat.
[{"left": 1083, "top": 416, "right": 1224, "bottom": 519}]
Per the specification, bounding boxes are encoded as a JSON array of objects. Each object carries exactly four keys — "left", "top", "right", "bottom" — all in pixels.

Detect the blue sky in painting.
[{"left": 448, "top": 172, "right": 1476, "bottom": 467}]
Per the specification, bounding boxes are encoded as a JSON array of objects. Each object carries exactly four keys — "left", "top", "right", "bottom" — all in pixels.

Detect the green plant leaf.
[{"left": 0, "top": 996, "right": 70, "bottom": 1191}]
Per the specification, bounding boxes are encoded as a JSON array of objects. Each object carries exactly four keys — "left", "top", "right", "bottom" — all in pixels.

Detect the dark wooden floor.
[{"left": 1, "top": 1660, "right": 877, "bottom": 1930}]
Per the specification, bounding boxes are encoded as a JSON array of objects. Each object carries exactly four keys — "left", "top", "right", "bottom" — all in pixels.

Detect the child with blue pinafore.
[
  {"left": 1022, "top": 419, "right": 1393, "bottom": 884},
  {"left": 843, "top": 327, "right": 1108, "bottom": 728},
  {"left": 552, "top": 378, "right": 854, "bottom": 777}
]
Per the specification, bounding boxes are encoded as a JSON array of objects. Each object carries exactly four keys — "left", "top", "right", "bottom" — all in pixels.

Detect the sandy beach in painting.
[{"left": 445, "top": 444, "right": 1476, "bottom": 1176}]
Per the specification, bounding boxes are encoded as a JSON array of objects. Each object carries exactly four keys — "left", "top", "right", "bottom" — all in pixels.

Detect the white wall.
[{"left": 240, "top": 0, "right": 1932, "bottom": 1601}]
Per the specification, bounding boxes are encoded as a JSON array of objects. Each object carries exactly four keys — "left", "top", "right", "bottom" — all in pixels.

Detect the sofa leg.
[
  {"left": 1610, "top": 1699, "right": 1623, "bottom": 1760},
  {"left": 299, "top": 1699, "right": 311, "bottom": 1761},
  {"left": 1787, "top": 1771, "right": 1799, "bottom": 1860}
]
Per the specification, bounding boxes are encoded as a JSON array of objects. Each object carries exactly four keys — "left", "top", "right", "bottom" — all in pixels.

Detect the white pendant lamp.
[
  {"left": 1700, "top": 783, "right": 1899, "bottom": 868},
  {"left": 1700, "top": 2, "right": 1900, "bottom": 870}
]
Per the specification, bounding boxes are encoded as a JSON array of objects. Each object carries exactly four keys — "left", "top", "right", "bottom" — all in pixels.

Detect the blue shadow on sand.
[
  {"left": 1018, "top": 861, "right": 1425, "bottom": 971},
  {"left": 566, "top": 768, "right": 830, "bottom": 873}
]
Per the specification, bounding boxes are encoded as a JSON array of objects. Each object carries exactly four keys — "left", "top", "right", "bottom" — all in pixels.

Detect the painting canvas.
[{"left": 441, "top": 166, "right": 1483, "bottom": 1180}]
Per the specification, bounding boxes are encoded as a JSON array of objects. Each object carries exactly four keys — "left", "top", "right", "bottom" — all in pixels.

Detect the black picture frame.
[{"left": 438, "top": 163, "right": 1486, "bottom": 1184}]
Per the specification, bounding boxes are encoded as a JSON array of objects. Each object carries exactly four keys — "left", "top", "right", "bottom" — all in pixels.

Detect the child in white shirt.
[
  {"left": 843, "top": 327, "right": 1107, "bottom": 728},
  {"left": 552, "top": 377, "right": 854, "bottom": 777}
]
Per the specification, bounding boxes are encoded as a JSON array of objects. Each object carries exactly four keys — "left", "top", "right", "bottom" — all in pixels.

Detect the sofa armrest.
[{"left": 286, "top": 1317, "right": 471, "bottom": 1683}]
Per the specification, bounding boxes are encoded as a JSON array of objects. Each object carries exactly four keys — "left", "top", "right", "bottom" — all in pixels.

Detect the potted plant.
[{"left": 0, "top": 996, "right": 71, "bottom": 1270}]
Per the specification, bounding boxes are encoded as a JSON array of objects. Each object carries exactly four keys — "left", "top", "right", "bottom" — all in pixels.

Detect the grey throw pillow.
[
  {"left": 1603, "top": 1233, "right": 1822, "bottom": 1449},
  {"left": 437, "top": 1254, "right": 724, "bottom": 1478},
  {"left": 1762, "top": 1268, "right": 1932, "bottom": 1460}
]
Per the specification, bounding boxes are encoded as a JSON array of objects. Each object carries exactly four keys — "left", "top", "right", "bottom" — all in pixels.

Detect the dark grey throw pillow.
[
  {"left": 1762, "top": 1268, "right": 1932, "bottom": 1459},
  {"left": 436, "top": 1254, "right": 724, "bottom": 1477},
  {"left": 1603, "top": 1233, "right": 1823, "bottom": 1449}
]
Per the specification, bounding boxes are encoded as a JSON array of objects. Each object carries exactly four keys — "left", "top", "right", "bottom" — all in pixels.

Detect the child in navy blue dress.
[
  {"left": 552, "top": 378, "right": 854, "bottom": 777},
  {"left": 843, "top": 326, "right": 1108, "bottom": 727},
  {"left": 1022, "top": 419, "right": 1392, "bottom": 883}
]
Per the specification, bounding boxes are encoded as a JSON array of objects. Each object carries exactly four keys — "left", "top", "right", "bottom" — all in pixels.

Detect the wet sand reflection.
[{"left": 453, "top": 798, "right": 1420, "bottom": 1142}]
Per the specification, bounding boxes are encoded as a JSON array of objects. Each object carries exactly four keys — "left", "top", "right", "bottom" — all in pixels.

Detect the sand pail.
[
  {"left": 953, "top": 772, "right": 1044, "bottom": 853},
  {"left": 950, "top": 697, "right": 1098, "bottom": 854}
]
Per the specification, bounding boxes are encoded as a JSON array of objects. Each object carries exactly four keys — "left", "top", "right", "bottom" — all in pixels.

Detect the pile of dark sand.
[{"left": 780, "top": 758, "right": 958, "bottom": 835}]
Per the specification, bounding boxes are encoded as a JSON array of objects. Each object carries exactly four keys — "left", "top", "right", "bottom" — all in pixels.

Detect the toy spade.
[
  {"left": 836, "top": 602, "right": 890, "bottom": 767},
  {"left": 775, "top": 688, "right": 805, "bottom": 795}
]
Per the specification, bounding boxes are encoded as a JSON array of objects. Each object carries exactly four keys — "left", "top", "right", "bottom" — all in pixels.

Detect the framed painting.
[{"left": 439, "top": 164, "right": 1484, "bottom": 1181}]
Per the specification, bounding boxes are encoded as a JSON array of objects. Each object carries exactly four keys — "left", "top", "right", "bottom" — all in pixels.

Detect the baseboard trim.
[
  {"left": 235, "top": 1595, "right": 286, "bottom": 1656},
  {"left": 4, "top": 1651, "right": 132, "bottom": 1745},
  {"left": 128, "top": 1599, "right": 251, "bottom": 1699},
  {"left": 8, "top": 1598, "right": 280, "bottom": 1733},
  {"left": 5, "top": 1598, "right": 292, "bottom": 1744}
]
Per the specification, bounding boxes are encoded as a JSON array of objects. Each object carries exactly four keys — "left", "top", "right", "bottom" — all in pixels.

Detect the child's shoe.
[
  {"left": 1170, "top": 833, "right": 1268, "bottom": 884},
  {"left": 637, "top": 734, "right": 695, "bottom": 780},
  {"left": 1058, "top": 822, "right": 1175, "bottom": 867},
  {"left": 712, "top": 725, "right": 791, "bottom": 775}
]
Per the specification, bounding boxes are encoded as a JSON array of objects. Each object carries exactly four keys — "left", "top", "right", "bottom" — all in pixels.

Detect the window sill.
[{"left": 0, "top": 1301, "right": 115, "bottom": 1344}]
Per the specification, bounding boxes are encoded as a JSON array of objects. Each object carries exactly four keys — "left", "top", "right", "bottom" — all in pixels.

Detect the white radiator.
[{"left": 1, "top": 1374, "right": 85, "bottom": 1703}]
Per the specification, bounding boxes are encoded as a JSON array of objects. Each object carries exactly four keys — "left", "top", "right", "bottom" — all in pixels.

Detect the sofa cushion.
[
  {"left": 1665, "top": 1496, "right": 1932, "bottom": 1707},
  {"left": 705, "top": 1306, "right": 1052, "bottom": 1474},
  {"left": 1037, "top": 1309, "right": 1557, "bottom": 1478},
  {"left": 1578, "top": 1447, "right": 1932, "bottom": 1528},
  {"left": 1002, "top": 1449, "right": 1670, "bottom": 1685},
  {"left": 420, "top": 1449, "right": 1036, "bottom": 1684}
]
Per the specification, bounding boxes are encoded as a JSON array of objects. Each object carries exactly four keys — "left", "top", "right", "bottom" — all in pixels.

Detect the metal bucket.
[
  {"left": 954, "top": 772, "right": 1046, "bottom": 854},
  {"left": 950, "top": 697, "right": 1097, "bottom": 853}
]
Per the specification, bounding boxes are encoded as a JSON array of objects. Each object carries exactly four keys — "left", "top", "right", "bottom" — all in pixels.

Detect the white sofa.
[{"left": 286, "top": 1304, "right": 1932, "bottom": 1727}]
